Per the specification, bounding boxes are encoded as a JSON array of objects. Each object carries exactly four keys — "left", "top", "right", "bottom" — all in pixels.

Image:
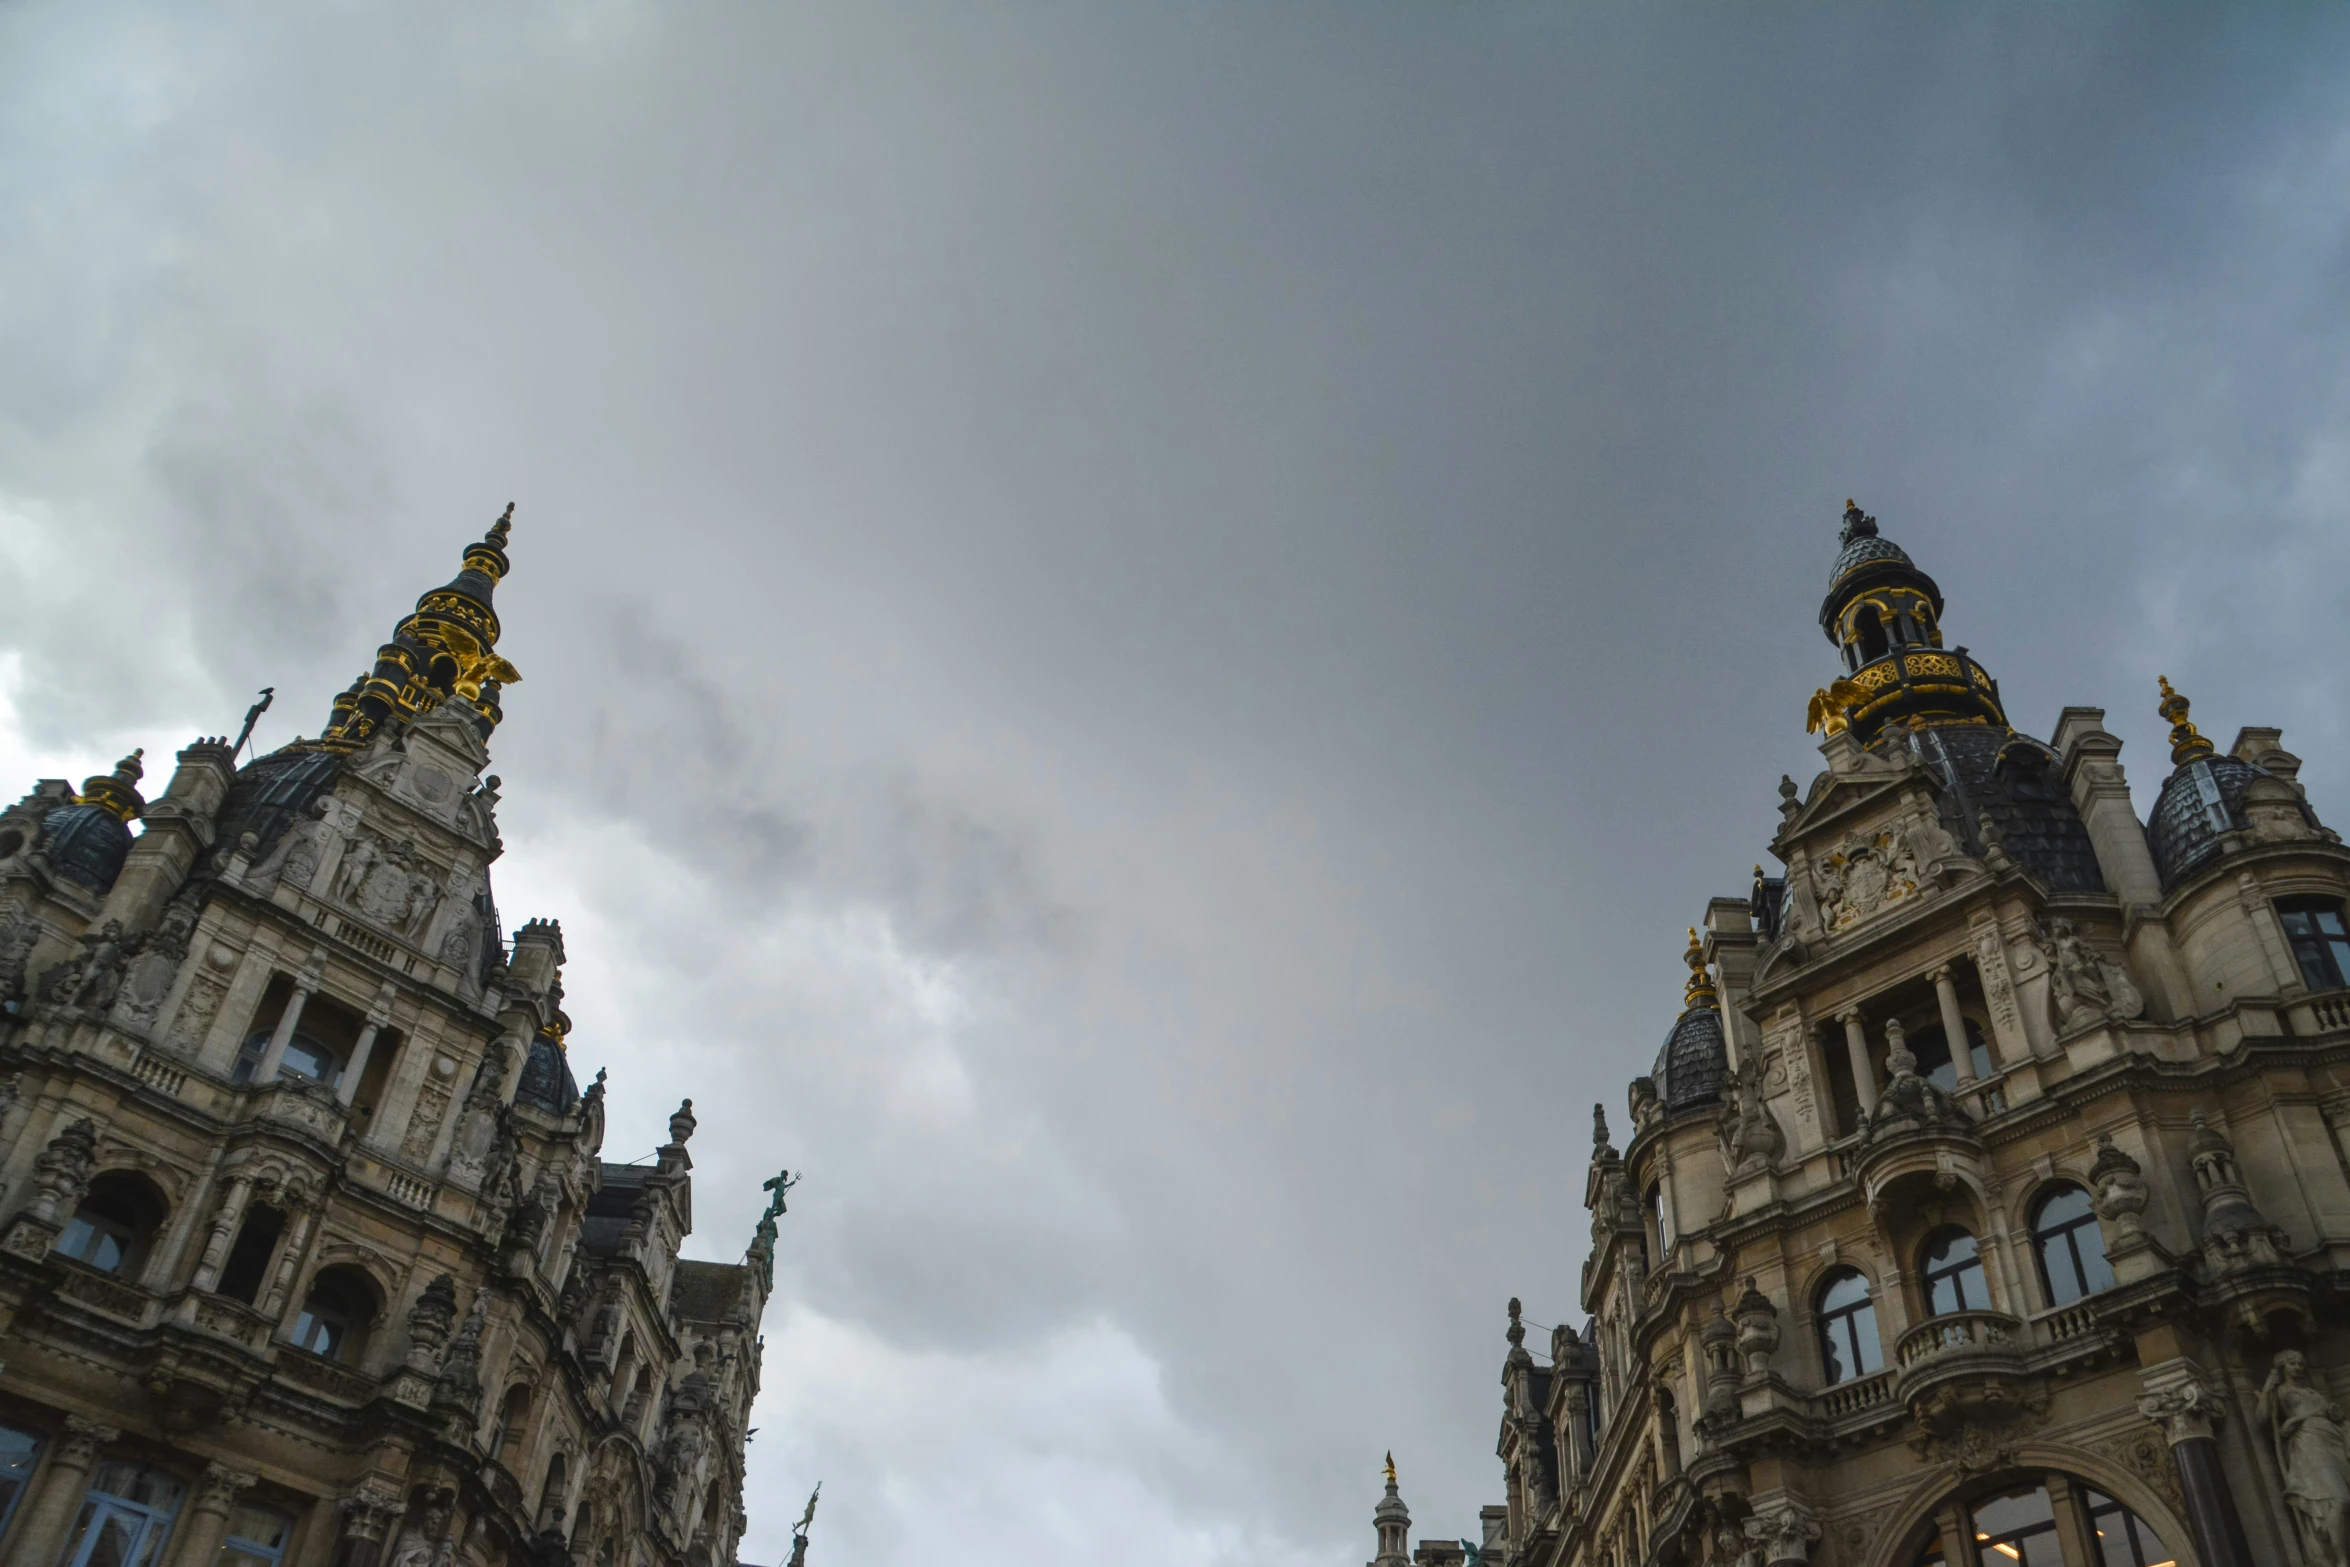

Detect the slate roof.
[
  {"left": 1914, "top": 724, "right": 2106, "bottom": 894},
  {"left": 40, "top": 803, "right": 132, "bottom": 894},
  {"left": 1650, "top": 1005, "right": 1728, "bottom": 1115},
  {"left": 671, "top": 1259, "right": 753, "bottom": 1326},
  {"left": 2148, "top": 754, "right": 2271, "bottom": 893}
]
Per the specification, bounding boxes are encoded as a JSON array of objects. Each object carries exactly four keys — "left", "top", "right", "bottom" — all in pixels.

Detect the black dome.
[
  {"left": 1828, "top": 532, "right": 1914, "bottom": 587},
  {"left": 210, "top": 747, "right": 345, "bottom": 872},
  {"left": 2148, "top": 754, "right": 2266, "bottom": 893},
  {"left": 1650, "top": 1005, "right": 1728, "bottom": 1115},
  {"left": 40, "top": 804, "right": 132, "bottom": 894},
  {"left": 514, "top": 1033, "right": 579, "bottom": 1114}
]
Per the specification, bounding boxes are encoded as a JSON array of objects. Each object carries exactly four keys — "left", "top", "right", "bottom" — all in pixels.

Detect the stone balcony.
[{"left": 1894, "top": 1309, "right": 2030, "bottom": 1431}]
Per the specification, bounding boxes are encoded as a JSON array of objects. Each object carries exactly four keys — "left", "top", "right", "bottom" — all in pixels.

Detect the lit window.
[
  {"left": 1816, "top": 1269, "right": 1883, "bottom": 1384},
  {"left": 2279, "top": 899, "right": 2350, "bottom": 992},
  {"left": 1971, "top": 1485, "right": 2062, "bottom": 1567},
  {"left": 2032, "top": 1186, "right": 2115, "bottom": 1306},
  {"left": 2085, "top": 1489, "right": 2176, "bottom": 1567}
]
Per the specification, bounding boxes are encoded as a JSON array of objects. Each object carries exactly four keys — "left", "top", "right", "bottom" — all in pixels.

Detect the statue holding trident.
[
  {"left": 748, "top": 1169, "right": 800, "bottom": 1292},
  {"left": 785, "top": 1483, "right": 820, "bottom": 1567}
]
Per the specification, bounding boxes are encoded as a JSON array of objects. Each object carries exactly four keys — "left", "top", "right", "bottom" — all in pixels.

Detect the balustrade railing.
[
  {"left": 1895, "top": 1310, "right": 2022, "bottom": 1369},
  {"left": 1819, "top": 1369, "right": 1895, "bottom": 1419}
]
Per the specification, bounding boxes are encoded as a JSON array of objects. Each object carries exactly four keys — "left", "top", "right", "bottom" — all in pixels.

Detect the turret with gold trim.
[
  {"left": 321, "top": 504, "right": 522, "bottom": 748},
  {"left": 1809, "top": 500, "right": 2007, "bottom": 746}
]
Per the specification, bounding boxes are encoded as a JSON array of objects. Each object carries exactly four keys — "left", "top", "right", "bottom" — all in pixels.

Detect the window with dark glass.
[
  {"left": 290, "top": 1267, "right": 375, "bottom": 1362},
  {"left": 2280, "top": 899, "right": 2350, "bottom": 992},
  {"left": 57, "top": 1173, "right": 161, "bottom": 1277},
  {"left": 1816, "top": 1269, "right": 1883, "bottom": 1384},
  {"left": 1647, "top": 1184, "right": 1673, "bottom": 1258},
  {"left": 2032, "top": 1186, "right": 2115, "bottom": 1307},
  {"left": 1920, "top": 1227, "right": 1989, "bottom": 1315},
  {"left": 232, "top": 1030, "right": 344, "bottom": 1089},
  {"left": 2085, "top": 1489, "right": 2177, "bottom": 1567},
  {"left": 0, "top": 1423, "right": 42, "bottom": 1543},
  {"left": 60, "top": 1459, "right": 184, "bottom": 1567},
  {"left": 1970, "top": 1484, "right": 2063, "bottom": 1567},
  {"left": 1907, "top": 1019, "right": 1995, "bottom": 1093},
  {"left": 216, "top": 1206, "right": 285, "bottom": 1305},
  {"left": 221, "top": 1503, "right": 293, "bottom": 1567}
]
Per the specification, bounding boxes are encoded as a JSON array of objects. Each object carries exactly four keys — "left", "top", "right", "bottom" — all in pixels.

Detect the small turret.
[{"left": 1372, "top": 1453, "right": 1413, "bottom": 1567}]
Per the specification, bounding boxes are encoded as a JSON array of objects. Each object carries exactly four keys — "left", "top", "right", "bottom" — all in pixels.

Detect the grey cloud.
[{"left": 5, "top": 4, "right": 2350, "bottom": 1564}]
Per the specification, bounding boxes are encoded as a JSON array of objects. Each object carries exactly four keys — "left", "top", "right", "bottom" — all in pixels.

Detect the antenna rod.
[{"left": 232, "top": 687, "right": 275, "bottom": 761}]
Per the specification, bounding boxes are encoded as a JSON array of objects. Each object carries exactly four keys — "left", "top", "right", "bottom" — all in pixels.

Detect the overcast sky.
[{"left": 5, "top": 4, "right": 2350, "bottom": 1564}]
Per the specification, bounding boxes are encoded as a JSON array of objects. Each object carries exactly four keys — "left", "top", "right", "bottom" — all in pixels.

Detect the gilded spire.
[
  {"left": 77, "top": 749, "right": 146, "bottom": 823},
  {"left": 1383, "top": 1451, "right": 1398, "bottom": 1489},
  {"left": 2158, "top": 675, "right": 2216, "bottom": 765},
  {"left": 1682, "top": 926, "right": 1717, "bottom": 1009},
  {"left": 321, "top": 505, "right": 525, "bottom": 749}
]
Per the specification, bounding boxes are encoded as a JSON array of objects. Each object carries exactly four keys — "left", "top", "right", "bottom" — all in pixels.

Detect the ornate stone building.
[
  {"left": 0, "top": 512, "right": 785, "bottom": 1567},
  {"left": 1377, "top": 504, "right": 2350, "bottom": 1567}
]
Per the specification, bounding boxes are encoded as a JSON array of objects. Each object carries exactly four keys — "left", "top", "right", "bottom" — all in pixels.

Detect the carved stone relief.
[
  {"left": 1812, "top": 827, "right": 1922, "bottom": 934},
  {"left": 403, "top": 1078, "right": 454, "bottom": 1161}
]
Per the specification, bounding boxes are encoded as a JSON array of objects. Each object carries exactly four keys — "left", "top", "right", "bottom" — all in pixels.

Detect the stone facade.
[
  {"left": 0, "top": 511, "right": 781, "bottom": 1567},
  {"left": 1379, "top": 504, "right": 2350, "bottom": 1567}
]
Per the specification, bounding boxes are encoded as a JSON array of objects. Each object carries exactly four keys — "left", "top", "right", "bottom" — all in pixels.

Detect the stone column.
[
  {"left": 339, "top": 1023, "right": 385, "bottom": 1107},
  {"left": 261, "top": 1200, "right": 319, "bottom": 1323},
  {"left": 254, "top": 968, "right": 320, "bottom": 1084},
  {"left": 1931, "top": 967, "right": 1977, "bottom": 1086},
  {"left": 2139, "top": 1369, "right": 2252, "bottom": 1567},
  {"left": 335, "top": 1482, "right": 409, "bottom": 1567},
  {"left": 10, "top": 1414, "right": 119, "bottom": 1566},
  {"left": 167, "top": 1463, "right": 258, "bottom": 1567},
  {"left": 188, "top": 1175, "right": 254, "bottom": 1293},
  {"left": 1840, "top": 1010, "right": 1878, "bottom": 1119}
]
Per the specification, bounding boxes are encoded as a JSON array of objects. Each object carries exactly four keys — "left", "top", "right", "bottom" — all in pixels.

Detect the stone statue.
[
  {"left": 1717, "top": 1055, "right": 1785, "bottom": 1179},
  {"left": 1866, "top": 1018, "right": 1967, "bottom": 1139},
  {"left": 2042, "top": 919, "right": 2145, "bottom": 1030},
  {"left": 2262, "top": 1350, "right": 2350, "bottom": 1567},
  {"left": 386, "top": 1491, "right": 454, "bottom": 1567},
  {"left": 335, "top": 834, "right": 382, "bottom": 904},
  {"left": 51, "top": 920, "right": 130, "bottom": 1011}
]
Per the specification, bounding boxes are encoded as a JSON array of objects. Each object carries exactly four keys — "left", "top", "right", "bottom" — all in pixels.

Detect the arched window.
[
  {"left": 1911, "top": 1478, "right": 2176, "bottom": 1567},
  {"left": 1920, "top": 1227, "right": 1989, "bottom": 1315},
  {"left": 2032, "top": 1186, "right": 2115, "bottom": 1306},
  {"left": 290, "top": 1266, "right": 378, "bottom": 1363},
  {"left": 1815, "top": 1269, "right": 1883, "bottom": 1383},
  {"left": 1854, "top": 606, "right": 1890, "bottom": 663},
  {"left": 491, "top": 1383, "right": 534, "bottom": 1461},
  {"left": 0, "top": 1422, "right": 43, "bottom": 1540},
  {"left": 57, "top": 1173, "right": 164, "bottom": 1277}
]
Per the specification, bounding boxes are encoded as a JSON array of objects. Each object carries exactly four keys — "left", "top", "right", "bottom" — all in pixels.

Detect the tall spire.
[
  {"left": 1373, "top": 1453, "right": 1411, "bottom": 1566},
  {"left": 322, "top": 505, "right": 524, "bottom": 748},
  {"left": 1812, "top": 498, "right": 2007, "bottom": 745}
]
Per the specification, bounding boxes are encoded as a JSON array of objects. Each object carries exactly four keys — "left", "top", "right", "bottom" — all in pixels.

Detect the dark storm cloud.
[{"left": 5, "top": 4, "right": 2350, "bottom": 1564}]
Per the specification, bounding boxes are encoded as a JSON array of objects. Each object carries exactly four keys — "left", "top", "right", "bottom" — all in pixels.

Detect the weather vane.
[{"left": 233, "top": 687, "right": 275, "bottom": 760}]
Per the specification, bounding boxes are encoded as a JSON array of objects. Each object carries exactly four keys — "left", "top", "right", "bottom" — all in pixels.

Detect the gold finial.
[
  {"left": 1845, "top": 498, "right": 1857, "bottom": 510},
  {"left": 2158, "top": 675, "right": 2215, "bottom": 765},
  {"left": 1383, "top": 1451, "right": 1398, "bottom": 1488},
  {"left": 487, "top": 501, "right": 514, "bottom": 548},
  {"left": 1683, "top": 927, "right": 1717, "bottom": 1009}
]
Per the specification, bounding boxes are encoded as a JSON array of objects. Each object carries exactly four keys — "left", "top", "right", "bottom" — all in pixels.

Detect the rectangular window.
[
  {"left": 221, "top": 1503, "right": 293, "bottom": 1566},
  {"left": 0, "top": 1423, "right": 42, "bottom": 1544},
  {"left": 2280, "top": 899, "right": 2350, "bottom": 991}
]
